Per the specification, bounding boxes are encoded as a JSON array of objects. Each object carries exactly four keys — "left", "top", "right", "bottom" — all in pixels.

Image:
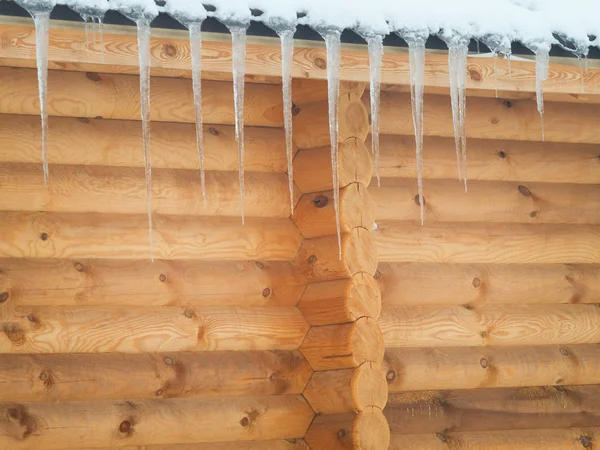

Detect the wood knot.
[
  {"left": 559, "top": 347, "right": 569, "bottom": 356},
  {"left": 3, "top": 324, "right": 26, "bottom": 346},
  {"left": 497, "top": 150, "right": 506, "bottom": 158},
  {"left": 27, "top": 312, "right": 37, "bottom": 323},
  {"left": 374, "top": 270, "right": 382, "bottom": 280},
  {"left": 77, "top": 117, "right": 90, "bottom": 124},
  {"left": 436, "top": 433, "right": 448, "bottom": 443},
  {"left": 159, "top": 273, "right": 167, "bottom": 282},
  {"left": 307, "top": 255, "right": 317, "bottom": 264},
  {"left": 39, "top": 371, "right": 47, "bottom": 381},
  {"left": 414, "top": 194, "right": 425, "bottom": 206},
  {"left": 462, "top": 304, "right": 474, "bottom": 310},
  {"left": 164, "top": 356, "right": 173, "bottom": 365},
  {"left": 39, "top": 232, "right": 49, "bottom": 241},
  {"left": 469, "top": 69, "right": 482, "bottom": 81},
  {"left": 119, "top": 420, "right": 132, "bottom": 434},
  {"left": 255, "top": 261, "right": 265, "bottom": 269},
  {"left": 262, "top": 287, "right": 271, "bottom": 297},
  {"left": 472, "top": 278, "right": 481, "bottom": 288},
  {"left": 240, "top": 417, "right": 250, "bottom": 427},
  {"left": 94, "top": 116, "right": 103, "bottom": 120},
  {"left": 530, "top": 211, "right": 538, "bottom": 218},
  {"left": 386, "top": 370, "right": 397, "bottom": 382},
  {"left": 0, "top": 292, "right": 8, "bottom": 303},
  {"left": 74, "top": 262, "right": 85, "bottom": 272},
  {"left": 337, "top": 429, "right": 347, "bottom": 439},
  {"left": 208, "top": 127, "right": 219, "bottom": 136},
  {"left": 269, "top": 373, "right": 277, "bottom": 382},
  {"left": 155, "top": 388, "right": 163, "bottom": 396},
  {"left": 162, "top": 43, "right": 178, "bottom": 58},
  {"left": 314, "top": 57, "right": 327, "bottom": 70},
  {"left": 491, "top": 117, "right": 499, "bottom": 125},
  {"left": 556, "top": 378, "right": 564, "bottom": 384},
  {"left": 518, "top": 185, "right": 532, "bottom": 197},
  {"left": 291, "top": 103, "right": 300, "bottom": 116},
  {"left": 313, "top": 195, "right": 328, "bottom": 208},
  {"left": 502, "top": 100, "right": 512, "bottom": 108},
  {"left": 580, "top": 436, "right": 593, "bottom": 448},
  {"left": 480, "top": 330, "right": 488, "bottom": 338},
  {"left": 480, "top": 358, "right": 489, "bottom": 368},
  {"left": 85, "top": 72, "right": 101, "bottom": 82},
  {"left": 184, "top": 310, "right": 193, "bottom": 319}
]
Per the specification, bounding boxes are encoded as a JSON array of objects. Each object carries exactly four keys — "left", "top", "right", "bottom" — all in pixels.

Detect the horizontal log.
[
  {"left": 292, "top": 183, "right": 374, "bottom": 238},
  {"left": 293, "top": 138, "right": 372, "bottom": 193},
  {"left": 303, "top": 362, "right": 388, "bottom": 414},
  {"left": 389, "top": 427, "right": 600, "bottom": 450},
  {"left": 304, "top": 407, "right": 390, "bottom": 450},
  {"left": 298, "top": 273, "right": 381, "bottom": 326},
  {"left": 385, "top": 385, "right": 600, "bottom": 434},
  {"left": 0, "top": 395, "right": 314, "bottom": 449},
  {"left": 0, "top": 66, "right": 283, "bottom": 127},
  {"left": 375, "top": 221, "right": 600, "bottom": 264},
  {"left": 0, "top": 258, "right": 305, "bottom": 307},
  {"left": 300, "top": 317, "right": 384, "bottom": 371},
  {"left": 295, "top": 228, "right": 378, "bottom": 281},
  {"left": 1, "top": 21, "right": 598, "bottom": 97},
  {"left": 0, "top": 305, "right": 309, "bottom": 353},
  {"left": 377, "top": 262, "right": 600, "bottom": 306},
  {"left": 378, "top": 304, "right": 600, "bottom": 348},
  {"left": 0, "top": 114, "right": 288, "bottom": 172},
  {"left": 0, "top": 211, "right": 302, "bottom": 261},
  {"left": 372, "top": 178, "right": 600, "bottom": 225},
  {"left": 383, "top": 344, "right": 600, "bottom": 392},
  {"left": 0, "top": 350, "right": 312, "bottom": 402},
  {"left": 376, "top": 134, "right": 600, "bottom": 185},
  {"left": 88, "top": 441, "right": 309, "bottom": 450},
  {"left": 0, "top": 163, "right": 295, "bottom": 219}
]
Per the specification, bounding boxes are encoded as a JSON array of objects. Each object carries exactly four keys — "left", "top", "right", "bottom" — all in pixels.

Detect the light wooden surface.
[{"left": 87, "top": 441, "right": 310, "bottom": 450}]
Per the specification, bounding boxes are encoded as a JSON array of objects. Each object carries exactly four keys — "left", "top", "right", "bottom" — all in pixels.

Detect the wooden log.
[
  {"left": 383, "top": 344, "right": 600, "bottom": 392},
  {"left": 378, "top": 304, "right": 600, "bottom": 348},
  {"left": 0, "top": 114, "right": 288, "bottom": 172},
  {"left": 0, "top": 396, "right": 314, "bottom": 449},
  {"left": 372, "top": 178, "right": 600, "bottom": 225},
  {"left": 295, "top": 228, "right": 378, "bottom": 281},
  {"left": 292, "top": 79, "right": 329, "bottom": 106},
  {"left": 304, "top": 406, "right": 390, "bottom": 450},
  {"left": 300, "top": 317, "right": 384, "bottom": 371},
  {"left": 0, "top": 211, "right": 302, "bottom": 261},
  {"left": 385, "top": 385, "right": 600, "bottom": 434},
  {"left": 375, "top": 221, "right": 600, "bottom": 264},
  {"left": 376, "top": 134, "right": 600, "bottom": 185},
  {"left": 0, "top": 305, "right": 309, "bottom": 353},
  {"left": 292, "top": 183, "right": 374, "bottom": 239},
  {"left": 303, "top": 362, "right": 388, "bottom": 414},
  {"left": 298, "top": 274, "right": 381, "bottom": 326},
  {"left": 0, "top": 164, "right": 296, "bottom": 219},
  {"left": 376, "top": 262, "right": 600, "bottom": 306},
  {"left": 0, "top": 67, "right": 283, "bottom": 127},
  {"left": 293, "top": 94, "right": 369, "bottom": 149},
  {"left": 294, "top": 138, "right": 372, "bottom": 193},
  {"left": 0, "top": 258, "right": 306, "bottom": 307},
  {"left": 376, "top": 90, "right": 600, "bottom": 144},
  {"left": 0, "top": 350, "right": 312, "bottom": 402},
  {"left": 88, "top": 441, "right": 310, "bottom": 450},
  {"left": 389, "top": 427, "right": 600, "bottom": 450}
]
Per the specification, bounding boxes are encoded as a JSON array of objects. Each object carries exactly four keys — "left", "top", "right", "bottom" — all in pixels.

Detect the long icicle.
[
  {"left": 365, "top": 34, "right": 383, "bottom": 187},
  {"left": 189, "top": 21, "right": 206, "bottom": 207},
  {"left": 447, "top": 45, "right": 463, "bottom": 181},
  {"left": 456, "top": 46, "right": 468, "bottom": 192},
  {"left": 278, "top": 28, "right": 295, "bottom": 215},
  {"left": 534, "top": 46, "right": 549, "bottom": 142}
]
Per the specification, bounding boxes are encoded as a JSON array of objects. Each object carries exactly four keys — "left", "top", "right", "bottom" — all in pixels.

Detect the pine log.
[
  {"left": 0, "top": 67, "right": 283, "bottom": 127},
  {"left": 375, "top": 221, "right": 600, "bottom": 264},
  {"left": 304, "top": 406, "right": 390, "bottom": 450},
  {"left": 0, "top": 305, "right": 309, "bottom": 353},
  {"left": 294, "top": 138, "right": 372, "bottom": 193},
  {"left": 295, "top": 228, "right": 377, "bottom": 281},
  {"left": 300, "top": 317, "right": 384, "bottom": 371},
  {"left": 372, "top": 177, "right": 600, "bottom": 225},
  {"left": 0, "top": 350, "right": 312, "bottom": 402},
  {"left": 0, "top": 211, "right": 302, "bottom": 261},
  {"left": 303, "top": 362, "right": 388, "bottom": 414},
  {"left": 0, "top": 258, "right": 305, "bottom": 307},
  {"left": 376, "top": 134, "right": 600, "bottom": 185},
  {"left": 383, "top": 344, "right": 600, "bottom": 392},
  {"left": 0, "top": 114, "right": 288, "bottom": 172},
  {"left": 376, "top": 262, "right": 600, "bottom": 306},
  {"left": 378, "top": 304, "right": 600, "bottom": 348},
  {"left": 88, "top": 441, "right": 309, "bottom": 450},
  {"left": 298, "top": 273, "right": 381, "bottom": 326},
  {"left": 0, "top": 396, "right": 314, "bottom": 449},
  {"left": 292, "top": 183, "right": 374, "bottom": 238}
]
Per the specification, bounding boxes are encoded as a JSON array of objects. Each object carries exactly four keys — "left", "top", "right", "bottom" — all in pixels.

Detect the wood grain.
[
  {"left": 378, "top": 304, "right": 600, "bottom": 348},
  {"left": 88, "top": 441, "right": 310, "bottom": 450},
  {"left": 0, "top": 396, "right": 315, "bottom": 449},
  {"left": 0, "top": 258, "right": 305, "bottom": 307},
  {"left": 0, "top": 114, "right": 289, "bottom": 172},
  {"left": 0, "top": 350, "right": 312, "bottom": 402},
  {"left": 375, "top": 221, "right": 600, "bottom": 264},
  {"left": 0, "top": 211, "right": 302, "bottom": 261}
]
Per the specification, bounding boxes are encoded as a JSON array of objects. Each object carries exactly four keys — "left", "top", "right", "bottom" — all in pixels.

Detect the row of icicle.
[{"left": 15, "top": 1, "right": 562, "bottom": 261}]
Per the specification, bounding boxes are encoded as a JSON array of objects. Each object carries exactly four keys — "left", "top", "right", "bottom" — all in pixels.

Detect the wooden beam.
[
  {"left": 0, "top": 114, "right": 289, "bottom": 173},
  {"left": 376, "top": 134, "right": 600, "bottom": 185},
  {"left": 0, "top": 350, "right": 312, "bottom": 402},
  {"left": 383, "top": 344, "right": 600, "bottom": 392},
  {"left": 0, "top": 306, "right": 309, "bottom": 354},
  {"left": 385, "top": 385, "right": 600, "bottom": 434},
  {"left": 377, "top": 262, "right": 600, "bottom": 306},
  {"left": 1, "top": 20, "right": 599, "bottom": 97},
  {"left": 89, "top": 441, "right": 310, "bottom": 450},
  {"left": 375, "top": 221, "right": 600, "bottom": 264},
  {"left": 0, "top": 211, "right": 302, "bottom": 261},
  {"left": 0, "top": 66, "right": 283, "bottom": 127},
  {"left": 389, "top": 427, "right": 600, "bottom": 449},
  {"left": 372, "top": 178, "right": 600, "bottom": 225},
  {"left": 378, "top": 304, "right": 600, "bottom": 348},
  {"left": 0, "top": 258, "right": 306, "bottom": 307},
  {"left": 0, "top": 396, "right": 315, "bottom": 449}
]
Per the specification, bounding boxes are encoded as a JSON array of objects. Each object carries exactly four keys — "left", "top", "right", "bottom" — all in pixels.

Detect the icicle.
[
  {"left": 493, "top": 52, "right": 499, "bottom": 98},
  {"left": 480, "top": 35, "right": 512, "bottom": 102},
  {"left": 316, "top": 28, "right": 343, "bottom": 259},
  {"left": 578, "top": 56, "right": 585, "bottom": 93},
  {"left": 82, "top": 14, "right": 91, "bottom": 53},
  {"left": 97, "top": 16, "right": 104, "bottom": 61},
  {"left": 507, "top": 53, "right": 512, "bottom": 76},
  {"left": 227, "top": 25, "right": 248, "bottom": 224},
  {"left": 366, "top": 34, "right": 383, "bottom": 187},
  {"left": 533, "top": 46, "right": 549, "bottom": 142}
]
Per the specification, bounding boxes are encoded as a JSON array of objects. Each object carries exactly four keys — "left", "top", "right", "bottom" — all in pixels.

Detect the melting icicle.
[
  {"left": 578, "top": 56, "right": 585, "bottom": 93},
  {"left": 365, "top": 34, "right": 383, "bottom": 187},
  {"left": 480, "top": 36, "right": 512, "bottom": 102},
  {"left": 533, "top": 46, "right": 549, "bottom": 142},
  {"left": 82, "top": 14, "right": 91, "bottom": 52},
  {"left": 493, "top": 52, "right": 498, "bottom": 97},
  {"left": 317, "top": 28, "right": 343, "bottom": 259}
]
